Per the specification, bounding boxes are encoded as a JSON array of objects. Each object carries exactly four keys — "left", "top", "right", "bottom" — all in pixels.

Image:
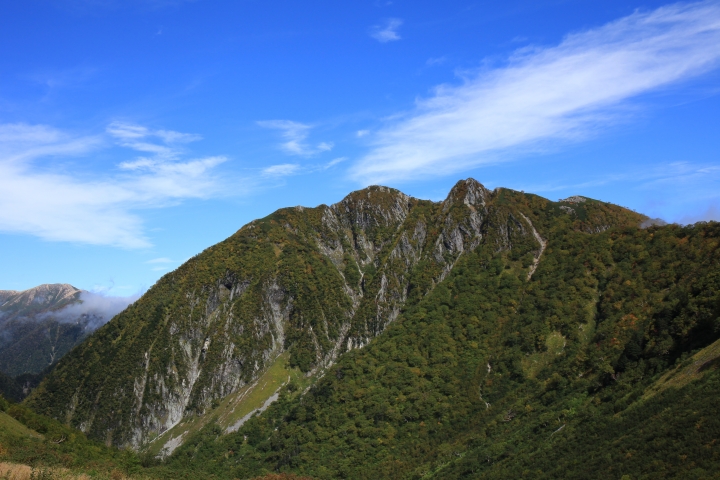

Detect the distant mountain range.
[
  {"left": 0, "top": 284, "right": 88, "bottom": 378},
  {"left": 0, "top": 284, "right": 135, "bottom": 383}
]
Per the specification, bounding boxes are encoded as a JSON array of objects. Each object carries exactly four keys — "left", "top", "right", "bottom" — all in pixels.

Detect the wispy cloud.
[
  {"left": 146, "top": 257, "right": 174, "bottom": 264},
  {"left": 257, "top": 120, "right": 333, "bottom": 156},
  {"left": 425, "top": 57, "right": 446, "bottom": 67},
  {"left": 370, "top": 18, "right": 403, "bottom": 43},
  {"left": 324, "top": 157, "right": 346, "bottom": 169},
  {"left": 520, "top": 161, "right": 720, "bottom": 196},
  {"left": 108, "top": 121, "right": 202, "bottom": 160},
  {"left": 261, "top": 157, "right": 346, "bottom": 178},
  {"left": 45, "top": 290, "right": 140, "bottom": 331},
  {"left": 262, "top": 163, "right": 300, "bottom": 177},
  {"left": 352, "top": 1, "right": 720, "bottom": 184},
  {"left": 0, "top": 122, "right": 227, "bottom": 249}
]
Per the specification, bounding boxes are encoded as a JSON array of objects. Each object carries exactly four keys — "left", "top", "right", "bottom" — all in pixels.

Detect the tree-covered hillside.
[
  {"left": 162, "top": 204, "right": 720, "bottom": 478},
  {"left": 24, "top": 179, "right": 720, "bottom": 479},
  {"left": 33, "top": 179, "right": 633, "bottom": 452}
]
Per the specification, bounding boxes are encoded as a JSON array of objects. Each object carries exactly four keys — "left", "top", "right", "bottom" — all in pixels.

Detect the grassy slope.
[
  {"left": 0, "top": 411, "right": 43, "bottom": 439},
  {"left": 147, "top": 353, "right": 309, "bottom": 459},
  {"left": 0, "top": 395, "right": 146, "bottom": 479}
]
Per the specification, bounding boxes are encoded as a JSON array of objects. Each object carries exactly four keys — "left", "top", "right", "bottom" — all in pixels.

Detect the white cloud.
[
  {"left": 370, "top": 18, "right": 403, "bottom": 43},
  {"left": 261, "top": 157, "right": 346, "bottom": 177},
  {"left": 324, "top": 157, "right": 347, "bottom": 169},
  {"left": 257, "top": 120, "right": 333, "bottom": 156},
  {"left": 0, "top": 123, "right": 65, "bottom": 144},
  {"left": 519, "top": 161, "right": 720, "bottom": 196},
  {"left": 107, "top": 121, "right": 202, "bottom": 159},
  {"left": 0, "top": 123, "right": 102, "bottom": 164},
  {"left": 356, "top": 129, "right": 370, "bottom": 138},
  {"left": 352, "top": 1, "right": 720, "bottom": 184},
  {"left": 426, "top": 57, "right": 446, "bottom": 66},
  {"left": 0, "top": 122, "right": 227, "bottom": 248},
  {"left": 146, "top": 257, "right": 174, "bottom": 264},
  {"left": 262, "top": 163, "right": 300, "bottom": 177},
  {"left": 46, "top": 290, "right": 140, "bottom": 331},
  {"left": 317, "top": 141, "right": 334, "bottom": 152}
]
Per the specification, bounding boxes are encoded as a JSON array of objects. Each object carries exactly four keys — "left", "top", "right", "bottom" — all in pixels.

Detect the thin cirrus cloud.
[
  {"left": 370, "top": 18, "right": 403, "bottom": 43},
  {"left": 0, "top": 122, "right": 227, "bottom": 249},
  {"left": 146, "top": 257, "right": 174, "bottom": 264},
  {"left": 518, "top": 161, "right": 720, "bottom": 201},
  {"left": 262, "top": 157, "right": 347, "bottom": 178},
  {"left": 352, "top": 1, "right": 720, "bottom": 184},
  {"left": 262, "top": 163, "right": 301, "bottom": 177},
  {"left": 257, "top": 120, "right": 333, "bottom": 156},
  {"left": 146, "top": 257, "right": 176, "bottom": 271}
]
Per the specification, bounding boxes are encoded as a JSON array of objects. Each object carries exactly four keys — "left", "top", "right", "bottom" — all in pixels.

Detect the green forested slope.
[
  {"left": 162, "top": 216, "right": 720, "bottom": 479},
  {"left": 32, "top": 180, "right": 631, "bottom": 451},
  {"left": 25, "top": 179, "right": 719, "bottom": 479}
]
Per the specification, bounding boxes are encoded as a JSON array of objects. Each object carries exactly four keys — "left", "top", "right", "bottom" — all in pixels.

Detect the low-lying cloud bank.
[{"left": 45, "top": 291, "right": 140, "bottom": 331}]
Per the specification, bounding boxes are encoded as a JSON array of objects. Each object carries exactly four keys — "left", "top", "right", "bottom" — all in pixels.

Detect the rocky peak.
[
  {"left": 442, "top": 178, "right": 491, "bottom": 212},
  {"left": 332, "top": 185, "right": 415, "bottom": 230},
  {"left": 559, "top": 196, "right": 586, "bottom": 204}
]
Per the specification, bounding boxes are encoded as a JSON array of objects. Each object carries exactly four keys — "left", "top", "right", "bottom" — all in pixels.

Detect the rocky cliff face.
[{"left": 25, "top": 179, "right": 645, "bottom": 450}]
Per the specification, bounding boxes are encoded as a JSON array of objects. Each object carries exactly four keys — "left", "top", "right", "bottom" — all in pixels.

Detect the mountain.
[
  {"left": 180, "top": 215, "right": 717, "bottom": 479},
  {"left": 25, "top": 179, "right": 650, "bottom": 456},
  {"left": 159, "top": 192, "right": 717, "bottom": 479},
  {"left": 0, "top": 284, "right": 86, "bottom": 377},
  {"left": 0, "top": 284, "right": 80, "bottom": 318},
  {"left": 0, "top": 284, "right": 116, "bottom": 379}
]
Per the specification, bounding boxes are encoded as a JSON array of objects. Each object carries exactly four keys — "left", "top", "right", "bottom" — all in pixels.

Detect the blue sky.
[{"left": 1, "top": 0, "right": 720, "bottom": 295}]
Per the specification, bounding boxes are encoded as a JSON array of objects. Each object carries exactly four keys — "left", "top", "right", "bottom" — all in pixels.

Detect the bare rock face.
[{"left": 26, "top": 179, "right": 645, "bottom": 450}]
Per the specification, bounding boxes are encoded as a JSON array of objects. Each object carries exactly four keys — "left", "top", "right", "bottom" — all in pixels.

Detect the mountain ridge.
[
  {"left": 0, "top": 284, "right": 136, "bottom": 380},
  {"left": 25, "top": 179, "right": 648, "bottom": 455},
  {"left": 0, "top": 284, "right": 80, "bottom": 321}
]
